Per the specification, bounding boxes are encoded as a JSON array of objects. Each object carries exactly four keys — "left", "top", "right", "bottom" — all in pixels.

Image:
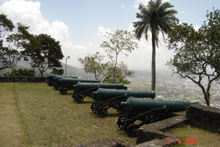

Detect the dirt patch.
[{"left": 0, "top": 83, "right": 27, "bottom": 147}]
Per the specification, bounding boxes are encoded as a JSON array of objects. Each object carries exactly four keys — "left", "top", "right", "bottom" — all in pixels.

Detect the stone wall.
[
  {"left": 186, "top": 104, "right": 220, "bottom": 134},
  {"left": 136, "top": 112, "right": 186, "bottom": 145},
  {"left": 0, "top": 76, "right": 46, "bottom": 82}
]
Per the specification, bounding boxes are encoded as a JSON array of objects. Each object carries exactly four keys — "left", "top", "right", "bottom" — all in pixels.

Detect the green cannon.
[
  {"left": 52, "top": 76, "right": 77, "bottom": 90},
  {"left": 90, "top": 88, "right": 155, "bottom": 116},
  {"left": 58, "top": 78, "right": 100, "bottom": 94},
  {"left": 72, "top": 82, "right": 127, "bottom": 103},
  {"left": 47, "top": 75, "right": 57, "bottom": 86},
  {"left": 116, "top": 97, "right": 200, "bottom": 136},
  {"left": 47, "top": 75, "right": 65, "bottom": 87}
]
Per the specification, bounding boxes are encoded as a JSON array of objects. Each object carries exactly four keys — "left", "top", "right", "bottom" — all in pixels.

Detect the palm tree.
[{"left": 133, "top": 0, "right": 178, "bottom": 91}]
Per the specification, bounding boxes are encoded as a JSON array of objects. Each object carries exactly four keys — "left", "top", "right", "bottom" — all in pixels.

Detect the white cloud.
[
  {"left": 0, "top": 0, "right": 86, "bottom": 67},
  {"left": 133, "top": 0, "right": 170, "bottom": 9},
  {"left": 194, "top": 25, "right": 200, "bottom": 31},
  {"left": 178, "top": 10, "right": 187, "bottom": 15},
  {"left": 97, "top": 25, "right": 111, "bottom": 38}
]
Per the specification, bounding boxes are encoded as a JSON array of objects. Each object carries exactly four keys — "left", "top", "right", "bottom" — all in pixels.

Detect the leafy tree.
[
  {"left": 133, "top": 0, "right": 178, "bottom": 91},
  {"left": 4, "top": 24, "right": 26, "bottom": 71},
  {"left": 0, "top": 14, "right": 14, "bottom": 70},
  {"left": 79, "top": 52, "right": 108, "bottom": 81},
  {"left": 167, "top": 9, "right": 220, "bottom": 106},
  {"left": 22, "top": 33, "right": 64, "bottom": 77},
  {"left": 100, "top": 30, "right": 137, "bottom": 82}
]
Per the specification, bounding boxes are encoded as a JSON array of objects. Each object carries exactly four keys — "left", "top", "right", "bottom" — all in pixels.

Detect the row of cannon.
[{"left": 47, "top": 75, "right": 199, "bottom": 136}]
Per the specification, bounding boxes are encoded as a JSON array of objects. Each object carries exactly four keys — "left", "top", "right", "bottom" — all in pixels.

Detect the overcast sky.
[{"left": 0, "top": 0, "right": 219, "bottom": 71}]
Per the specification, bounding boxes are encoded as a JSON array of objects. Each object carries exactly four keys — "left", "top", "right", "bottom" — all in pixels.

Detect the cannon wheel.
[
  {"left": 117, "top": 108, "right": 126, "bottom": 115},
  {"left": 97, "top": 108, "right": 107, "bottom": 117},
  {"left": 75, "top": 97, "right": 84, "bottom": 103},
  {"left": 117, "top": 115, "right": 126, "bottom": 130},
  {"left": 60, "top": 89, "right": 67, "bottom": 94},
  {"left": 126, "top": 124, "right": 137, "bottom": 137},
  {"left": 91, "top": 103, "right": 98, "bottom": 114},
  {"left": 74, "top": 94, "right": 84, "bottom": 103}
]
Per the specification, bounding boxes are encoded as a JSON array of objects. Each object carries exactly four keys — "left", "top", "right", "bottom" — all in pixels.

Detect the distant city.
[{"left": 127, "top": 70, "right": 220, "bottom": 108}]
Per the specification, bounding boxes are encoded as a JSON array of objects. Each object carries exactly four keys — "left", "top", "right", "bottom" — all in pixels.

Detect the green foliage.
[
  {"left": 51, "top": 68, "right": 64, "bottom": 75},
  {"left": 0, "top": 14, "right": 15, "bottom": 70},
  {"left": 167, "top": 9, "right": 220, "bottom": 106},
  {"left": 4, "top": 23, "right": 27, "bottom": 71},
  {"left": 3, "top": 68, "right": 35, "bottom": 77},
  {"left": 133, "top": 0, "right": 178, "bottom": 90},
  {"left": 21, "top": 32, "right": 64, "bottom": 77},
  {"left": 100, "top": 30, "right": 137, "bottom": 83},
  {"left": 100, "top": 30, "right": 137, "bottom": 60},
  {"left": 79, "top": 52, "right": 108, "bottom": 80},
  {"left": 80, "top": 30, "right": 136, "bottom": 83},
  {"left": 0, "top": 14, "right": 14, "bottom": 38},
  {"left": 103, "top": 62, "right": 131, "bottom": 84}
]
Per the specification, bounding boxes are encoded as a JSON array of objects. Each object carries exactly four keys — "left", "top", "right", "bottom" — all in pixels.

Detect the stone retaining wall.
[
  {"left": 0, "top": 76, "right": 46, "bottom": 82},
  {"left": 186, "top": 104, "right": 220, "bottom": 134},
  {"left": 136, "top": 112, "right": 187, "bottom": 146}
]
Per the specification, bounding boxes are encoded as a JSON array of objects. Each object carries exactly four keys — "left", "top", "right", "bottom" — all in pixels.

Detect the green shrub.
[
  {"left": 4, "top": 68, "right": 35, "bottom": 77},
  {"left": 51, "top": 68, "right": 64, "bottom": 75}
]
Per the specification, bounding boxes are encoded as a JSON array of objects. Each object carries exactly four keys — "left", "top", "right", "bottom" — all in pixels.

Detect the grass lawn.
[
  {"left": 0, "top": 83, "right": 28, "bottom": 147},
  {"left": 169, "top": 125, "right": 220, "bottom": 147},
  {"left": 13, "top": 83, "right": 136, "bottom": 146}
]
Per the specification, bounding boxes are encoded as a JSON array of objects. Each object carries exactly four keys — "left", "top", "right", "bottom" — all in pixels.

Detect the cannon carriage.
[
  {"left": 116, "top": 97, "right": 200, "bottom": 136},
  {"left": 90, "top": 88, "right": 155, "bottom": 117},
  {"left": 58, "top": 78, "right": 100, "bottom": 94},
  {"left": 72, "top": 82, "right": 127, "bottom": 103}
]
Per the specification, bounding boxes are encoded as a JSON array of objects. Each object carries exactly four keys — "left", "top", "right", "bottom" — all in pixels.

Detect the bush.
[
  {"left": 4, "top": 68, "right": 35, "bottom": 77},
  {"left": 51, "top": 68, "right": 64, "bottom": 75}
]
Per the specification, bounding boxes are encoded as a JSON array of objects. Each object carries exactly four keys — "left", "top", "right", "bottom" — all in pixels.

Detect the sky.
[{"left": 0, "top": 0, "right": 219, "bottom": 71}]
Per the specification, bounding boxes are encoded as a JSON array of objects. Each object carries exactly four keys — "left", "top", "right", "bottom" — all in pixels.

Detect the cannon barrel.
[
  {"left": 72, "top": 82, "right": 127, "bottom": 103},
  {"left": 48, "top": 75, "right": 77, "bottom": 87},
  {"left": 73, "top": 82, "right": 127, "bottom": 91},
  {"left": 58, "top": 79, "right": 100, "bottom": 94},
  {"left": 60, "top": 78, "right": 99, "bottom": 84},
  {"left": 90, "top": 89, "right": 155, "bottom": 116},
  {"left": 93, "top": 88, "right": 155, "bottom": 101},
  {"left": 120, "top": 97, "right": 200, "bottom": 113},
  {"left": 53, "top": 77, "right": 77, "bottom": 89}
]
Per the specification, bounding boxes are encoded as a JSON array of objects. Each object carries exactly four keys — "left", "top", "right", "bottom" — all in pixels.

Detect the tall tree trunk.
[
  {"left": 151, "top": 33, "right": 156, "bottom": 91},
  {"left": 113, "top": 52, "right": 118, "bottom": 82},
  {"left": 204, "top": 92, "right": 210, "bottom": 106},
  {"left": 94, "top": 69, "right": 97, "bottom": 80}
]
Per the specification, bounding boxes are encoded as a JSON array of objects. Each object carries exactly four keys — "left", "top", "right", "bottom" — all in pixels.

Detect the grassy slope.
[
  {"left": 0, "top": 83, "right": 27, "bottom": 147},
  {"left": 169, "top": 125, "right": 220, "bottom": 147},
  {"left": 14, "top": 83, "right": 136, "bottom": 146}
]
